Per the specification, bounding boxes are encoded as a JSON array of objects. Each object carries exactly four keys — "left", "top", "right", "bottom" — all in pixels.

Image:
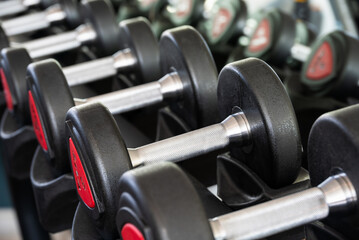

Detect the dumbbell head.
[
  {"left": 245, "top": 9, "right": 310, "bottom": 67},
  {"left": 27, "top": 60, "right": 74, "bottom": 174},
  {"left": 0, "top": 26, "right": 9, "bottom": 50},
  {"left": 116, "top": 162, "right": 213, "bottom": 240},
  {"left": 28, "top": 26, "right": 216, "bottom": 175},
  {"left": 59, "top": 0, "right": 83, "bottom": 29},
  {"left": 218, "top": 58, "right": 302, "bottom": 187},
  {"left": 308, "top": 104, "right": 359, "bottom": 232},
  {"left": 81, "top": 0, "right": 122, "bottom": 56},
  {"left": 1, "top": 48, "right": 32, "bottom": 124},
  {"left": 301, "top": 31, "right": 359, "bottom": 100},
  {"left": 118, "top": 17, "right": 160, "bottom": 82},
  {"left": 160, "top": 26, "right": 218, "bottom": 129},
  {"left": 200, "top": 0, "right": 247, "bottom": 46}
]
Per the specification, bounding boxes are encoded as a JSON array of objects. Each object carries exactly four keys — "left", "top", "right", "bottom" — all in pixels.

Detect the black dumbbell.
[
  {"left": 27, "top": 26, "right": 218, "bottom": 175},
  {"left": 1, "top": 17, "right": 159, "bottom": 125},
  {"left": 116, "top": 104, "right": 359, "bottom": 239},
  {"left": 0, "top": 0, "right": 82, "bottom": 37},
  {"left": 0, "top": 0, "right": 121, "bottom": 58},
  {"left": 0, "top": 0, "right": 55, "bottom": 18},
  {"left": 300, "top": 30, "right": 359, "bottom": 100},
  {"left": 244, "top": 9, "right": 315, "bottom": 67},
  {"left": 65, "top": 58, "right": 301, "bottom": 238},
  {"left": 198, "top": 0, "right": 247, "bottom": 47}
]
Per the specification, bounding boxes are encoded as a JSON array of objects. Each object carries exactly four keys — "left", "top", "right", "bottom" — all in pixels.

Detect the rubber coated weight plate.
[
  {"left": 66, "top": 102, "right": 132, "bottom": 239},
  {"left": 308, "top": 105, "right": 359, "bottom": 235},
  {"left": 116, "top": 162, "right": 214, "bottom": 240},
  {"left": 59, "top": 0, "right": 83, "bottom": 29},
  {"left": 217, "top": 58, "right": 302, "bottom": 188},
  {"left": 1, "top": 48, "right": 32, "bottom": 124},
  {"left": 27, "top": 60, "right": 75, "bottom": 174},
  {"left": 118, "top": 17, "right": 161, "bottom": 83},
  {"left": 0, "top": 26, "right": 9, "bottom": 51},
  {"left": 160, "top": 26, "right": 219, "bottom": 129},
  {"left": 81, "top": 0, "right": 121, "bottom": 56}
]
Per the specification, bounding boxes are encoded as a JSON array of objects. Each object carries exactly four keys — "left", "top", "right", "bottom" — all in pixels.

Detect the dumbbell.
[
  {"left": 0, "top": 0, "right": 121, "bottom": 59},
  {"left": 0, "top": 0, "right": 82, "bottom": 37},
  {"left": 1, "top": 17, "right": 159, "bottom": 125},
  {"left": 116, "top": 104, "right": 359, "bottom": 240},
  {"left": 27, "top": 26, "right": 218, "bottom": 176},
  {"left": 198, "top": 0, "right": 247, "bottom": 47},
  {"left": 64, "top": 58, "right": 302, "bottom": 238},
  {"left": 0, "top": 0, "right": 55, "bottom": 18},
  {"left": 300, "top": 30, "right": 359, "bottom": 100},
  {"left": 244, "top": 9, "right": 315, "bottom": 67},
  {"left": 151, "top": 0, "right": 204, "bottom": 37}
]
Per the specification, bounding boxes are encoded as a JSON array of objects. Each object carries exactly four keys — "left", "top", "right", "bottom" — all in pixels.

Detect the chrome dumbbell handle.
[
  {"left": 210, "top": 173, "right": 357, "bottom": 240},
  {"left": 21, "top": 23, "right": 97, "bottom": 59},
  {"left": 63, "top": 48, "right": 137, "bottom": 87},
  {"left": 0, "top": 0, "right": 40, "bottom": 18},
  {"left": 76, "top": 72, "right": 183, "bottom": 115},
  {"left": 290, "top": 43, "right": 311, "bottom": 62},
  {"left": 1, "top": 4, "right": 66, "bottom": 36},
  {"left": 128, "top": 111, "right": 251, "bottom": 167}
]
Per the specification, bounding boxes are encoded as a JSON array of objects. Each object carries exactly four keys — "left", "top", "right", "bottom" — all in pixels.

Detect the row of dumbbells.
[{"left": 1, "top": 0, "right": 359, "bottom": 239}]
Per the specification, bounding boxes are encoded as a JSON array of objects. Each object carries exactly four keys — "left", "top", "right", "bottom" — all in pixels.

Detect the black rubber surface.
[
  {"left": 27, "top": 60, "right": 75, "bottom": 174},
  {"left": 118, "top": 17, "right": 160, "bottom": 83},
  {"left": 60, "top": 0, "right": 83, "bottom": 29},
  {"left": 217, "top": 58, "right": 302, "bottom": 188},
  {"left": 81, "top": 0, "right": 121, "bottom": 56},
  {"left": 116, "top": 162, "right": 214, "bottom": 240},
  {"left": 65, "top": 103, "right": 132, "bottom": 239},
  {"left": 308, "top": 104, "right": 359, "bottom": 237},
  {"left": 160, "top": 26, "right": 219, "bottom": 129},
  {"left": 1, "top": 48, "right": 33, "bottom": 124}
]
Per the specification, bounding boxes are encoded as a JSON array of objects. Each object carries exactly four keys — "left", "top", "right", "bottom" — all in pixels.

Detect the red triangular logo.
[
  {"left": 69, "top": 137, "right": 95, "bottom": 209},
  {"left": 248, "top": 18, "right": 271, "bottom": 53},
  {"left": 28, "top": 91, "right": 48, "bottom": 151},
  {"left": 211, "top": 8, "right": 232, "bottom": 39},
  {"left": 306, "top": 41, "right": 333, "bottom": 81},
  {"left": 0, "top": 68, "right": 13, "bottom": 111},
  {"left": 121, "top": 224, "right": 145, "bottom": 240}
]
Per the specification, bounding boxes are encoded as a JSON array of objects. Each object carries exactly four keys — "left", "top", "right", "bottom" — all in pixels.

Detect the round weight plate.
[
  {"left": 59, "top": 0, "right": 83, "bottom": 29},
  {"left": 308, "top": 105, "right": 359, "bottom": 232},
  {"left": 217, "top": 58, "right": 302, "bottom": 188},
  {"left": 160, "top": 26, "right": 219, "bottom": 130},
  {"left": 300, "top": 31, "right": 344, "bottom": 93},
  {"left": 0, "top": 26, "right": 9, "bottom": 51},
  {"left": 118, "top": 17, "right": 161, "bottom": 83},
  {"left": 116, "top": 162, "right": 214, "bottom": 240},
  {"left": 27, "top": 60, "right": 75, "bottom": 174},
  {"left": 66, "top": 102, "right": 132, "bottom": 238},
  {"left": 0, "top": 48, "right": 32, "bottom": 124},
  {"left": 81, "top": 0, "right": 121, "bottom": 56}
]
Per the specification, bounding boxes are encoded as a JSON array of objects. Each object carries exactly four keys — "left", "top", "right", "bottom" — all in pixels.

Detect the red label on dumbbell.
[
  {"left": 248, "top": 18, "right": 271, "bottom": 53},
  {"left": 175, "top": 0, "right": 193, "bottom": 18},
  {"left": 69, "top": 137, "right": 95, "bottom": 209},
  {"left": 28, "top": 91, "right": 48, "bottom": 151},
  {"left": 306, "top": 41, "right": 333, "bottom": 81},
  {"left": 211, "top": 8, "right": 232, "bottom": 40},
  {"left": 0, "top": 68, "right": 13, "bottom": 111},
  {"left": 121, "top": 223, "right": 145, "bottom": 240}
]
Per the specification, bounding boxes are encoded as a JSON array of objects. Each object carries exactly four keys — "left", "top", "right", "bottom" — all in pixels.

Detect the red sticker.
[
  {"left": 212, "top": 8, "right": 232, "bottom": 39},
  {"left": 28, "top": 91, "right": 48, "bottom": 151},
  {"left": 175, "top": 0, "right": 192, "bottom": 18},
  {"left": 248, "top": 18, "right": 271, "bottom": 53},
  {"left": 306, "top": 41, "right": 333, "bottom": 81},
  {"left": 121, "top": 223, "right": 145, "bottom": 240},
  {"left": 0, "top": 68, "right": 13, "bottom": 111},
  {"left": 69, "top": 137, "right": 95, "bottom": 209}
]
